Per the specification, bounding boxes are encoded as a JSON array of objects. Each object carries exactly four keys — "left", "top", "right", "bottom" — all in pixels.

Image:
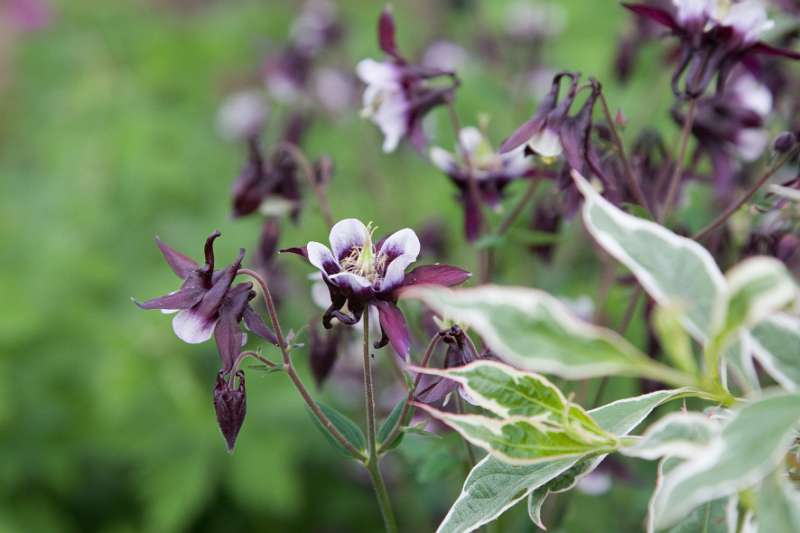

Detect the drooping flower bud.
[
  {"left": 773, "top": 131, "right": 798, "bottom": 154},
  {"left": 213, "top": 371, "right": 247, "bottom": 452}
]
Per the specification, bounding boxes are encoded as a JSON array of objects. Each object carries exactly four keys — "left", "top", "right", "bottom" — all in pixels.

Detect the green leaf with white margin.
[
  {"left": 756, "top": 470, "right": 800, "bottom": 533},
  {"left": 650, "top": 457, "right": 736, "bottom": 533},
  {"left": 435, "top": 388, "right": 700, "bottom": 533},
  {"left": 410, "top": 361, "right": 608, "bottom": 437},
  {"left": 573, "top": 170, "right": 726, "bottom": 343},
  {"left": 649, "top": 391, "right": 800, "bottom": 530},
  {"left": 622, "top": 412, "right": 717, "bottom": 460},
  {"left": 716, "top": 256, "right": 797, "bottom": 339},
  {"left": 527, "top": 456, "right": 597, "bottom": 529},
  {"left": 403, "top": 285, "right": 691, "bottom": 385},
  {"left": 724, "top": 334, "right": 760, "bottom": 394},
  {"left": 748, "top": 314, "right": 800, "bottom": 391}
]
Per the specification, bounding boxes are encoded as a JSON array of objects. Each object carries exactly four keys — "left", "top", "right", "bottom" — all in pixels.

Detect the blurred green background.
[{"left": 0, "top": 0, "right": 683, "bottom": 531}]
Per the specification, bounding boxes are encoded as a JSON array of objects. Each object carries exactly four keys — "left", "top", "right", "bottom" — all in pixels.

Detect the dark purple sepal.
[
  {"left": 213, "top": 371, "right": 247, "bottom": 453},
  {"left": 749, "top": 41, "right": 800, "bottom": 60},
  {"left": 621, "top": 3, "right": 679, "bottom": 32},
  {"left": 374, "top": 300, "right": 410, "bottom": 359},
  {"left": 134, "top": 287, "right": 205, "bottom": 311},
  {"left": 309, "top": 326, "right": 343, "bottom": 388},
  {"left": 155, "top": 237, "right": 199, "bottom": 279},
  {"left": 378, "top": 6, "right": 401, "bottom": 60},
  {"left": 279, "top": 246, "right": 308, "bottom": 258},
  {"left": 399, "top": 264, "right": 471, "bottom": 291},
  {"left": 214, "top": 283, "right": 253, "bottom": 373},
  {"left": 242, "top": 305, "right": 278, "bottom": 345}
]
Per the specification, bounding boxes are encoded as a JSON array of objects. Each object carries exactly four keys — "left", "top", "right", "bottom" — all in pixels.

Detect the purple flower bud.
[
  {"left": 309, "top": 325, "right": 343, "bottom": 387},
  {"left": 231, "top": 138, "right": 268, "bottom": 218},
  {"left": 773, "top": 131, "right": 798, "bottom": 154},
  {"left": 214, "top": 371, "right": 247, "bottom": 452}
]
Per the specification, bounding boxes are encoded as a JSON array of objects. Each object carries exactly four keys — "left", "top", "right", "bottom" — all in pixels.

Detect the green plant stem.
[
  {"left": 361, "top": 310, "right": 398, "bottom": 533},
  {"left": 240, "top": 268, "right": 365, "bottom": 461},
  {"left": 378, "top": 333, "right": 443, "bottom": 454},
  {"left": 454, "top": 393, "right": 478, "bottom": 469},
  {"left": 495, "top": 177, "right": 541, "bottom": 237},
  {"left": 693, "top": 146, "right": 800, "bottom": 241},
  {"left": 660, "top": 98, "right": 697, "bottom": 223},
  {"left": 598, "top": 92, "right": 653, "bottom": 217}
]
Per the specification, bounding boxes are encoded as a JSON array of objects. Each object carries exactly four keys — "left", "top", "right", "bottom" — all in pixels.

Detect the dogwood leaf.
[{"left": 749, "top": 314, "right": 800, "bottom": 391}]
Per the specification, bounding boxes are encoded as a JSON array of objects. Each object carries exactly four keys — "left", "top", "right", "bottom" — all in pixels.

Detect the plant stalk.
[{"left": 660, "top": 98, "right": 697, "bottom": 222}]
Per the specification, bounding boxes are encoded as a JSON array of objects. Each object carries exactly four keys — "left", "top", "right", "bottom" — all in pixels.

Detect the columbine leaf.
[
  {"left": 404, "top": 285, "right": 685, "bottom": 383},
  {"left": 649, "top": 391, "right": 800, "bottom": 530},
  {"left": 622, "top": 412, "right": 717, "bottom": 460},
  {"left": 377, "top": 398, "right": 413, "bottom": 451},
  {"left": 756, "top": 470, "right": 800, "bottom": 533},
  {"left": 435, "top": 388, "right": 697, "bottom": 533},
  {"left": 574, "top": 170, "right": 726, "bottom": 343},
  {"left": 309, "top": 402, "right": 366, "bottom": 457},
  {"left": 748, "top": 314, "right": 800, "bottom": 391},
  {"left": 716, "top": 257, "right": 797, "bottom": 339}
]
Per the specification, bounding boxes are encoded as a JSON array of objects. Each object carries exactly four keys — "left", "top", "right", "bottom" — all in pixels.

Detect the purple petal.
[
  {"left": 622, "top": 3, "right": 679, "bottom": 31},
  {"left": 155, "top": 237, "right": 199, "bottom": 279},
  {"left": 374, "top": 300, "right": 410, "bottom": 359},
  {"left": 329, "top": 218, "right": 370, "bottom": 262},
  {"left": 214, "top": 284, "right": 253, "bottom": 372},
  {"left": 500, "top": 115, "right": 545, "bottom": 154},
  {"left": 378, "top": 6, "right": 401, "bottom": 59},
  {"left": 196, "top": 249, "right": 244, "bottom": 319},
  {"left": 134, "top": 287, "right": 205, "bottom": 311},
  {"left": 242, "top": 305, "right": 278, "bottom": 345},
  {"left": 400, "top": 265, "right": 471, "bottom": 289},
  {"left": 279, "top": 246, "right": 308, "bottom": 258}
]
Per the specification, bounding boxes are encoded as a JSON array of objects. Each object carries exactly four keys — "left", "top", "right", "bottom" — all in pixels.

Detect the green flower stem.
[
  {"left": 276, "top": 141, "right": 335, "bottom": 229},
  {"left": 239, "top": 268, "right": 366, "bottom": 461},
  {"left": 660, "top": 98, "right": 697, "bottom": 222},
  {"left": 361, "top": 310, "right": 398, "bottom": 533}
]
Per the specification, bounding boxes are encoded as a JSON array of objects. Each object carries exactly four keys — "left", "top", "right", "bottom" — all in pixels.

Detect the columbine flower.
[
  {"left": 217, "top": 90, "right": 267, "bottom": 143},
  {"left": 214, "top": 370, "right": 247, "bottom": 452},
  {"left": 623, "top": 0, "right": 800, "bottom": 97},
  {"left": 283, "top": 218, "right": 470, "bottom": 358},
  {"left": 674, "top": 71, "right": 772, "bottom": 199},
  {"left": 500, "top": 72, "right": 579, "bottom": 158},
  {"left": 430, "top": 126, "right": 540, "bottom": 241},
  {"left": 134, "top": 232, "right": 276, "bottom": 366},
  {"left": 356, "top": 7, "right": 457, "bottom": 153}
]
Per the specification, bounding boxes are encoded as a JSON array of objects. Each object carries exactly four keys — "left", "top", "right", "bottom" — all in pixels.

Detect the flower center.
[{"left": 339, "top": 223, "right": 386, "bottom": 283}]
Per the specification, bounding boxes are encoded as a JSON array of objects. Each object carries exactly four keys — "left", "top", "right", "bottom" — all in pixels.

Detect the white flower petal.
[
  {"left": 721, "top": 0, "right": 773, "bottom": 43},
  {"left": 733, "top": 74, "right": 772, "bottom": 117},
  {"left": 356, "top": 59, "right": 400, "bottom": 87},
  {"left": 307, "top": 241, "right": 339, "bottom": 273},
  {"left": 458, "top": 127, "right": 483, "bottom": 155},
  {"left": 378, "top": 228, "right": 421, "bottom": 292},
  {"left": 328, "top": 271, "right": 373, "bottom": 293},
  {"left": 429, "top": 146, "right": 457, "bottom": 172},
  {"left": 737, "top": 128, "right": 768, "bottom": 161},
  {"left": 329, "top": 219, "right": 370, "bottom": 260},
  {"left": 527, "top": 127, "right": 563, "bottom": 158},
  {"left": 501, "top": 145, "right": 533, "bottom": 176},
  {"left": 172, "top": 309, "right": 216, "bottom": 344}
]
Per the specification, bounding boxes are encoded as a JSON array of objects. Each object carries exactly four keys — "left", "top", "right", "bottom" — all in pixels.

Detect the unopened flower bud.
[
  {"left": 773, "top": 131, "right": 797, "bottom": 154},
  {"left": 214, "top": 371, "right": 247, "bottom": 452}
]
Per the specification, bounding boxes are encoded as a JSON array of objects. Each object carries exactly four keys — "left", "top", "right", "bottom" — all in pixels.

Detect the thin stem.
[
  {"left": 660, "top": 98, "right": 697, "bottom": 223},
  {"left": 362, "top": 310, "right": 398, "bottom": 533},
  {"left": 598, "top": 93, "right": 653, "bottom": 217},
  {"left": 239, "top": 268, "right": 365, "bottom": 461},
  {"left": 378, "top": 334, "right": 443, "bottom": 454},
  {"left": 495, "top": 178, "right": 540, "bottom": 237},
  {"left": 276, "top": 142, "right": 335, "bottom": 228},
  {"left": 693, "top": 146, "right": 800, "bottom": 241},
  {"left": 233, "top": 350, "right": 278, "bottom": 371}
]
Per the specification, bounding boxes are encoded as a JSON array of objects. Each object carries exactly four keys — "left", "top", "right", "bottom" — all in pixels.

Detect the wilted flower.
[
  {"left": 500, "top": 72, "right": 580, "bottom": 158},
  {"left": 623, "top": 0, "right": 800, "bottom": 97},
  {"left": 283, "top": 218, "right": 470, "bottom": 358},
  {"left": 214, "top": 370, "right": 247, "bottom": 452},
  {"left": 430, "top": 126, "right": 539, "bottom": 241},
  {"left": 356, "top": 7, "right": 458, "bottom": 152},
  {"left": 309, "top": 324, "right": 344, "bottom": 387},
  {"left": 416, "top": 325, "right": 483, "bottom": 404},
  {"left": 134, "top": 232, "right": 276, "bottom": 364}
]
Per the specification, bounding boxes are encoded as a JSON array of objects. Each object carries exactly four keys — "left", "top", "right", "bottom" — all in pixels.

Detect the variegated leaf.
[
  {"left": 748, "top": 314, "right": 800, "bottom": 391},
  {"left": 622, "top": 412, "right": 717, "bottom": 460}
]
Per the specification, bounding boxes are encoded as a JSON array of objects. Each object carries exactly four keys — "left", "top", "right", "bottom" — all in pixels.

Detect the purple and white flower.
[
  {"left": 430, "top": 126, "right": 540, "bottom": 240},
  {"left": 283, "top": 218, "right": 470, "bottom": 358},
  {"left": 356, "top": 7, "right": 457, "bottom": 153},
  {"left": 624, "top": 0, "right": 800, "bottom": 97},
  {"left": 135, "top": 232, "right": 277, "bottom": 371}
]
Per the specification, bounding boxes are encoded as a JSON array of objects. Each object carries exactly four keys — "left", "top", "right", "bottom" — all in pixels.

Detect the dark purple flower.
[
  {"left": 356, "top": 6, "right": 458, "bottom": 153},
  {"left": 773, "top": 131, "right": 798, "bottom": 154},
  {"left": 231, "top": 137, "right": 269, "bottom": 218},
  {"left": 430, "top": 126, "right": 541, "bottom": 241},
  {"left": 416, "top": 325, "right": 483, "bottom": 404},
  {"left": 214, "top": 370, "right": 247, "bottom": 452},
  {"left": 290, "top": 0, "right": 343, "bottom": 56},
  {"left": 673, "top": 71, "right": 771, "bottom": 199},
  {"left": 528, "top": 198, "right": 562, "bottom": 262},
  {"left": 500, "top": 71, "right": 579, "bottom": 157},
  {"left": 217, "top": 90, "right": 267, "bottom": 142},
  {"left": 615, "top": 0, "right": 673, "bottom": 82},
  {"left": 263, "top": 44, "right": 314, "bottom": 104},
  {"left": 282, "top": 218, "right": 470, "bottom": 359},
  {"left": 135, "top": 232, "right": 276, "bottom": 353},
  {"left": 623, "top": 0, "right": 800, "bottom": 98}
]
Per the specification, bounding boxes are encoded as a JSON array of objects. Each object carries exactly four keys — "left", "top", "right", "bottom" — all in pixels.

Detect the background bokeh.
[{"left": 0, "top": 0, "right": 694, "bottom": 531}]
